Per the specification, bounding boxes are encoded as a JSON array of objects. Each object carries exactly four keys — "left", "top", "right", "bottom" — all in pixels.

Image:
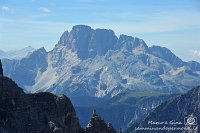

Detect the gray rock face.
[
  {"left": 0, "top": 62, "right": 81, "bottom": 133},
  {"left": 57, "top": 25, "right": 118, "bottom": 59},
  {"left": 0, "top": 79, "right": 82, "bottom": 133},
  {"left": 0, "top": 60, "right": 116, "bottom": 133},
  {"left": 149, "top": 45, "right": 184, "bottom": 67},
  {"left": 3, "top": 47, "right": 48, "bottom": 91},
  {"left": 117, "top": 35, "right": 148, "bottom": 52},
  {"left": 74, "top": 93, "right": 175, "bottom": 130},
  {"left": 2, "top": 25, "right": 200, "bottom": 97},
  {"left": 127, "top": 86, "right": 200, "bottom": 133},
  {"left": 187, "top": 61, "right": 200, "bottom": 71}
]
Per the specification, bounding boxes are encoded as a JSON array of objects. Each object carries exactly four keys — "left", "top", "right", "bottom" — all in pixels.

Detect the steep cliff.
[
  {"left": 0, "top": 69, "right": 81, "bottom": 133},
  {"left": 73, "top": 92, "right": 176, "bottom": 130},
  {"left": 127, "top": 86, "right": 200, "bottom": 133},
  {"left": 3, "top": 25, "right": 200, "bottom": 97},
  {"left": 0, "top": 59, "right": 116, "bottom": 133},
  {"left": 85, "top": 109, "right": 116, "bottom": 133}
]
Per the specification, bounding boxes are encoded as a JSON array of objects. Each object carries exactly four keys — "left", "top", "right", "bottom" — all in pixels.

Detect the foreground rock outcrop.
[
  {"left": 0, "top": 61, "right": 81, "bottom": 133},
  {"left": 85, "top": 109, "right": 116, "bottom": 133},
  {"left": 0, "top": 59, "right": 116, "bottom": 133}
]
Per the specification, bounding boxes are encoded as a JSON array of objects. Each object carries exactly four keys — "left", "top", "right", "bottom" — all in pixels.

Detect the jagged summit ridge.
[
  {"left": 0, "top": 46, "right": 35, "bottom": 60},
  {"left": 57, "top": 25, "right": 148, "bottom": 59},
  {"left": 57, "top": 25, "right": 118, "bottom": 59},
  {"left": 58, "top": 25, "right": 182, "bottom": 56},
  {"left": 149, "top": 45, "right": 184, "bottom": 67},
  {"left": 2, "top": 25, "right": 200, "bottom": 97}
]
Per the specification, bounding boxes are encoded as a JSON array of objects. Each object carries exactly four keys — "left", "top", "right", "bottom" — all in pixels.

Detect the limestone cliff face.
[
  {"left": 0, "top": 59, "right": 116, "bottom": 133},
  {"left": 3, "top": 25, "right": 200, "bottom": 98}
]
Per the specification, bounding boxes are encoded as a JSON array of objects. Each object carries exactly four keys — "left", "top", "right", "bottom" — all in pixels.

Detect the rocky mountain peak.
[
  {"left": 149, "top": 45, "right": 184, "bottom": 67},
  {"left": 57, "top": 25, "right": 150, "bottom": 60},
  {"left": 118, "top": 34, "right": 148, "bottom": 53},
  {"left": 85, "top": 109, "right": 116, "bottom": 133},
  {"left": 38, "top": 47, "right": 47, "bottom": 53},
  {"left": 25, "top": 47, "right": 47, "bottom": 59},
  {"left": 2, "top": 47, "right": 48, "bottom": 90},
  {"left": 23, "top": 46, "right": 35, "bottom": 51},
  {"left": 3, "top": 25, "right": 200, "bottom": 98},
  {"left": 58, "top": 31, "right": 69, "bottom": 45},
  {"left": 57, "top": 25, "right": 91, "bottom": 46},
  {"left": 0, "top": 47, "right": 35, "bottom": 60},
  {"left": 57, "top": 25, "right": 118, "bottom": 59},
  {"left": 72, "top": 25, "right": 92, "bottom": 32}
]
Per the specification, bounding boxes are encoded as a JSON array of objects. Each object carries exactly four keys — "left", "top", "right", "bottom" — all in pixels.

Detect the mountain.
[
  {"left": 2, "top": 25, "right": 200, "bottom": 97},
  {"left": 72, "top": 92, "right": 176, "bottom": 130},
  {"left": 0, "top": 59, "right": 81, "bottom": 133},
  {"left": 85, "top": 109, "right": 116, "bottom": 133},
  {"left": 127, "top": 86, "right": 200, "bottom": 133},
  {"left": 0, "top": 46, "right": 35, "bottom": 60},
  {"left": 3, "top": 47, "right": 48, "bottom": 92},
  {"left": 0, "top": 59, "right": 116, "bottom": 133}
]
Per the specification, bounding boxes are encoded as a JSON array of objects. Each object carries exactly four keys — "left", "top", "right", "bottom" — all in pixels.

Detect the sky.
[{"left": 0, "top": 0, "right": 200, "bottom": 62}]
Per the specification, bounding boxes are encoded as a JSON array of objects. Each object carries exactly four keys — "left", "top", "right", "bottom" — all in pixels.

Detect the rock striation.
[
  {"left": 3, "top": 25, "right": 200, "bottom": 98},
  {"left": 0, "top": 59, "right": 116, "bottom": 133},
  {"left": 57, "top": 25, "right": 118, "bottom": 59}
]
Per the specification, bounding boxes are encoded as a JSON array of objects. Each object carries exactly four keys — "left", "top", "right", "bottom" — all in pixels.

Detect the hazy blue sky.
[{"left": 0, "top": 0, "right": 200, "bottom": 62}]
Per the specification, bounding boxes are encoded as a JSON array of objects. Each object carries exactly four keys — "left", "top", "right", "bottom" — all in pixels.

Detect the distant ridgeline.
[
  {"left": 2, "top": 25, "right": 200, "bottom": 98},
  {"left": 0, "top": 59, "right": 116, "bottom": 133}
]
